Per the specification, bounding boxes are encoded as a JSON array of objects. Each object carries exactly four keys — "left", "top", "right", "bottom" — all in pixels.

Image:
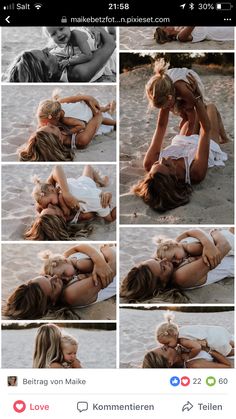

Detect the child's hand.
[
  {"left": 186, "top": 74, "right": 201, "bottom": 98},
  {"left": 100, "top": 192, "right": 112, "bottom": 208},
  {"left": 59, "top": 59, "right": 70, "bottom": 70}
]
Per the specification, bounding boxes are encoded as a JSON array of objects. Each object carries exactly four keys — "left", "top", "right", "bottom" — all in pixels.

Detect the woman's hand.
[
  {"left": 62, "top": 191, "right": 85, "bottom": 210},
  {"left": 84, "top": 95, "right": 100, "bottom": 114},
  {"left": 186, "top": 74, "right": 202, "bottom": 98},
  {"left": 92, "top": 259, "right": 113, "bottom": 289},
  {"left": 202, "top": 241, "right": 221, "bottom": 269},
  {"left": 100, "top": 192, "right": 112, "bottom": 208}
]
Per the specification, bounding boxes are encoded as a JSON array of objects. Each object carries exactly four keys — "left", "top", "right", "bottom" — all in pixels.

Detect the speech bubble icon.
[{"left": 77, "top": 401, "right": 88, "bottom": 412}]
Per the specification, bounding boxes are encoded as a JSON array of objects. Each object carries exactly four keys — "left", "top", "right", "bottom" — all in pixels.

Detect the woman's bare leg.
[
  {"left": 75, "top": 112, "right": 103, "bottom": 148},
  {"left": 82, "top": 165, "right": 109, "bottom": 186},
  {"left": 206, "top": 103, "right": 221, "bottom": 144},
  {"left": 216, "top": 108, "right": 229, "bottom": 143}
]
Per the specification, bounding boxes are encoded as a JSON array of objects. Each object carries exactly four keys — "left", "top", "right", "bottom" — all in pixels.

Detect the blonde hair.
[
  {"left": 133, "top": 171, "right": 192, "bottom": 212},
  {"left": 39, "top": 249, "right": 66, "bottom": 275},
  {"left": 142, "top": 350, "right": 169, "bottom": 368},
  {"left": 156, "top": 312, "right": 179, "bottom": 340},
  {"left": 24, "top": 214, "right": 93, "bottom": 241},
  {"left": 37, "top": 99, "right": 62, "bottom": 123},
  {"left": 146, "top": 58, "right": 175, "bottom": 108},
  {"left": 31, "top": 176, "right": 57, "bottom": 204},
  {"left": 33, "top": 324, "right": 63, "bottom": 368},
  {"left": 155, "top": 238, "right": 180, "bottom": 259},
  {"left": 61, "top": 334, "right": 78, "bottom": 349},
  {"left": 18, "top": 130, "right": 74, "bottom": 162}
]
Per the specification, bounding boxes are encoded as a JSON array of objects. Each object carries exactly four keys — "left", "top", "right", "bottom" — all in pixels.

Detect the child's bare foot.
[{"left": 109, "top": 100, "right": 116, "bottom": 115}]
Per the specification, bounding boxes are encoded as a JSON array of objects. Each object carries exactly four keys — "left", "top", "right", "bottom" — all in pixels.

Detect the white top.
[
  {"left": 192, "top": 27, "right": 234, "bottom": 42},
  {"left": 67, "top": 176, "right": 110, "bottom": 217},
  {"left": 68, "top": 252, "right": 116, "bottom": 304},
  {"left": 61, "top": 102, "right": 114, "bottom": 136},
  {"left": 160, "top": 134, "right": 228, "bottom": 184},
  {"left": 181, "top": 230, "right": 234, "bottom": 288},
  {"left": 167, "top": 67, "right": 205, "bottom": 99},
  {"left": 179, "top": 325, "right": 232, "bottom": 356}
]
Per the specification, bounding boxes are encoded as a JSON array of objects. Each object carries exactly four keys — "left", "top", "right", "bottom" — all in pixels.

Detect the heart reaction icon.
[
  {"left": 13, "top": 400, "right": 26, "bottom": 413},
  {"left": 181, "top": 376, "right": 190, "bottom": 386}
]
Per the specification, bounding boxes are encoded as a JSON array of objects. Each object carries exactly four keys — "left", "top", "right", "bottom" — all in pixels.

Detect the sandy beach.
[
  {"left": 1, "top": 164, "right": 116, "bottom": 241},
  {"left": 119, "top": 308, "right": 234, "bottom": 368},
  {"left": 1, "top": 85, "right": 116, "bottom": 162},
  {"left": 119, "top": 227, "right": 234, "bottom": 304},
  {"left": 119, "top": 27, "right": 234, "bottom": 50},
  {"left": 2, "top": 325, "right": 116, "bottom": 368},
  {"left": 2, "top": 243, "right": 116, "bottom": 320},
  {"left": 1, "top": 27, "right": 116, "bottom": 82},
  {"left": 120, "top": 64, "right": 234, "bottom": 224}
]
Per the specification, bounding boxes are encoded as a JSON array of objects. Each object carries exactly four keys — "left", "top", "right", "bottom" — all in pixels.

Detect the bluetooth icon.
[{"left": 189, "top": 2, "right": 195, "bottom": 9}]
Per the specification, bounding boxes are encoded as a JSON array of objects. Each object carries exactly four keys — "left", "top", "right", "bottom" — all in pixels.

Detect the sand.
[
  {"left": 119, "top": 27, "right": 234, "bottom": 50},
  {"left": 119, "top": 308, "right": 234, "bottom": 368},
  {"left": 1, "top": 85, "right": 116, "bottom": 162},
  {"left": 120, "top": 64, "right": 234, "bottom": 224},
  {"left": 119, "top": 227, "right": 234, "bottom": 304},
  {"left": 1, "top": 243, "right": 116, "bottom": 320},
  {"left": 1, "top": 27, "right": 116, "bottom": 82},
  {"left": 2, "top": 326, "right": 116, "bottom": 368},
  {"left": 1, "top": 164, "right": 116, "bottom": 241}
]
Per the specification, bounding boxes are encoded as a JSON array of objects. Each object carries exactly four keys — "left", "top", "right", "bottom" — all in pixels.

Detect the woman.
[
  {"left": 6, "top": 30, "right": 115, "bottom": 82},
  {"left": 137, "top": 91, "right": 227, "bottom": 211},
  {"left": 142, "top": 345, "right": 232, "bottom": 368},
  {"left": 120, "top": 229, "right": 233, "bottom": 303},
  {"left": 4, "top": 244, "right": 116, "bottom": 320},
  {"left": 154, "top": 26, "right": 234, "bottom": 44}
]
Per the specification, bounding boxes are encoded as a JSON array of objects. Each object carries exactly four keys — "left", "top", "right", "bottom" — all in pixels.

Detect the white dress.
[
  {"left": 181, "top": 230, "right": 234, "bottom": 288},
  {"left": 179, "top": 325, "right": 232, "bottom": 356},
  {"left": 61, "top": 102, "right": 114, "bottom": 136},
  {"left": 160, "top": 134, "right": 228, "bottom": 184},
  {"left": 67, "top": 176, "right": 111, "bottom": 217},
  {"left": 191, "top": 27, "right": 234, "bottom": 43},
  {"left": 167, "top": 67, "right": 205, "bottom": 99},
  {"left": 68, "top": 252, "right": 116, "bottom": 306}
]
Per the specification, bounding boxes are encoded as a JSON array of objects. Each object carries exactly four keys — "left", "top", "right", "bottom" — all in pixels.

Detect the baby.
[
  {"left": 156, "top": 314, "right": 234, "bottom": 361},
  {"left": 60, "top": 334, "right": 81, "bottom": 368},
  {"left": 155, "top": 228, "right": 233, "bottom": 267}
]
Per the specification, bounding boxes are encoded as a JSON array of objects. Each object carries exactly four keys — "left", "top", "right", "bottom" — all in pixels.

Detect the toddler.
[
  {"left": 60, "top": 334, "right": 81, "bottom": 368},
  {"left": 156, "top": 313, "right": 234, "bottom": 361}
]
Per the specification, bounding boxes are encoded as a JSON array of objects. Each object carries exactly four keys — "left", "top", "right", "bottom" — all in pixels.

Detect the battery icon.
[{"left": 216, "top": 2, "right": 233, "bottom": 10}]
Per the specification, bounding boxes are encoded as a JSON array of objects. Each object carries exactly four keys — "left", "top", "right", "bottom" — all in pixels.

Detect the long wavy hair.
[
  {"left": 24, "top": 214, "right": 93, "bottom": 241},
  {"left": 154, "top": 28, "right": 176, "bottom": 44},
  {"left": 18, "top": 131, "right": 74, "bottom": 162},
  {"left": 133, "top": 171, "right": 192, "bottom": 212},
  {"left": 33, "top": 324, "right": 63, "bottom": 368},
  {"left": 7, "top": 51, "right": 55, "bottom": 82},
  {"left": 3, "top": 282, "right": 49, "bottom": 319},
  {"left": 142, "top": 350, "right": 169, "bottom": 368},
  {"left": 120, "top": 264, "right": 189, "bottom": 303}
]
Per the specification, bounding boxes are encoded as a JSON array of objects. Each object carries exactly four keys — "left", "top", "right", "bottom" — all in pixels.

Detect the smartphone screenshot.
[{"left": 0, "top": 1, "right": 235, "bottom": 417}]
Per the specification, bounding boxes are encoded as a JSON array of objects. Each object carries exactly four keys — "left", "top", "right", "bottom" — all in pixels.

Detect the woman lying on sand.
[
  {"left": 4, "top": 244, "right": 116, "bottom": 320},
  {"left": 134, "top": 74, "right": 227, "bottom": 212},
  {"left": 24, "top": 165, "right": 116, "bottom": 240},
  {"left": 19, "top": 92, "right": 116, "bottom": 161},
  {"left": 6, "top": 29, "right": 115, "bottom": 82},
  {"left": 154, "top": 27, "right": 234, "bottom": 44},
  {"left": 33, "top": 324, "right": 82, "bottom": 368},
  {"left": 120, "top": 228, "right": 233, "bottom": 303}
]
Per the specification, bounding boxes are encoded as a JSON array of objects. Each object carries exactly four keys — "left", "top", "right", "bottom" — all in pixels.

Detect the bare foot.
[{"left": 109, "top": 100, "right": 116, "bottom": 115}]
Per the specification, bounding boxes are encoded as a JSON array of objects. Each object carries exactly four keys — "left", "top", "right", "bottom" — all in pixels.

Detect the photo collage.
[{"left": 0, "top": 25, "right": 234, "bottom": 370}]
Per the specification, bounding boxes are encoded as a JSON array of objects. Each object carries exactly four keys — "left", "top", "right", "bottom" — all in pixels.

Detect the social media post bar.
[
  {"left": 3, "top": 394, "right": 233, "bottom": 418},
  {"left": 1, "top": 369, "right": 234, "bottom": 395}
]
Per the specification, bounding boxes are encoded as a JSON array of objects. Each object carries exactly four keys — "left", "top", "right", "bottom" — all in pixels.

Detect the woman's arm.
[
  {"left": 189, "top": 98, "right": 211, "bottom": 183},
  {"left": 48, "top": 166, "right": 83, "bottom": 209},
  {"left": 143, "top": 108, "right": 170, "bottom": 171},
  {"left": 63, "top": 245, "right": 113, "bottom": 287},
  {"left": 187, "top": 350, "right": 232, "bottom": 368},
  {"left": 173, "top": 231, "right": 231, "bottom": 287},
  {"left": 176, "top": 228, "right": 221, "bottom": 268},
  {"left": 177, "top": 27, "right": 195, "bottom": 42}
]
